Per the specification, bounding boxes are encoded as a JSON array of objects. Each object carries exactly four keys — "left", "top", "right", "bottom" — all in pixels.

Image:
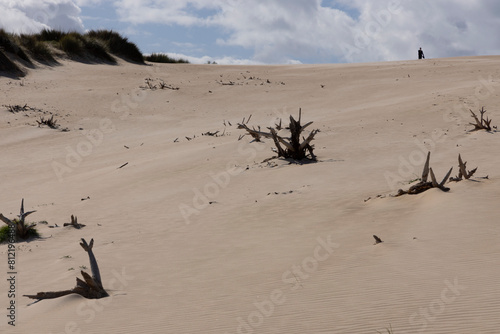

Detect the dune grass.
[
  {"left": 0, "top": 49, "right": 22, "bottom": 73},
  {"left": 145, "top": 53, "right": 190, "bottom": 63},
  {"left": 86, "top": 29, "right": 144, "bottom": 63},
  {"left": 0, "top": 225, "right": 11, "bottom": 243},
  {"left": 59, "top": 33, "right": 84, "bottom": 55},
  {"left": 18, "top": 34, "right": 56, "bottom": 62},
  {"left": 0, "top": 29, "right": 31, "bottom": 63},
  {"left": 0, "top": 29, "right": 145, "bottom": 68}
]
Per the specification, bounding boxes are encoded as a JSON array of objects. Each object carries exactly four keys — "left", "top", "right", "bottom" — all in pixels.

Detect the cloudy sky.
[{"left": 1, "top": 0, "right": 500, "bottom": 64}]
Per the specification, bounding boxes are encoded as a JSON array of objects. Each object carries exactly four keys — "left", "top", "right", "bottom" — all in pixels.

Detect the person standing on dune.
[{"left": 418, "top": 47, "right": 425, "bottom": 59}]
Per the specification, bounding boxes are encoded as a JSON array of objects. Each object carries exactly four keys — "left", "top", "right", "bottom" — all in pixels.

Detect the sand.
[{"left": 1, "top": 56, "right": 500, "bottom": 333}]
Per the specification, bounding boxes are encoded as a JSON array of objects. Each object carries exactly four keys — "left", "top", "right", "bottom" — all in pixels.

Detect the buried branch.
[
  {"left": 238, "top": 108, "right": 319, "bottom": 161},
  {"left": 63, "top": 215, "right": 86, "bottom": 229},
  {"left": 396, "top": 152, "right": 453, "bottom": 196},
  {"left": 24, "top": 238, "right": 108, "bottom": 300}
]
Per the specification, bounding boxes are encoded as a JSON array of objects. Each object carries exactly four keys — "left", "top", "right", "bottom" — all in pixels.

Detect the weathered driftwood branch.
[
  {"left": 24, "top": 238, "right": 108, "bottom": 300},
  {"left": 238, "top": 108, "right": 319, "bottom": 160},
  {"left": 396, "top": 152, "right": 452, "bottom": 196},
  {"left": 450, "top": 154, "right": 477, "bottom": 181},
  {"left": 469, "top": 107, "right": 492, "bottom": 131},
  {"left": 63, "top": 215, "right": 86, "bottom": 229},
  {"left": 0, "top": 199, "right": 37, "bottom": 240}
]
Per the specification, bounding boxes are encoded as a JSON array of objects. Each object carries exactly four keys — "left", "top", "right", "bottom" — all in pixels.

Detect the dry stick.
[
  {"left": 422, "top": 151, "right": 430, "bottom": 182},
  {"left": 270, "top": 128, "right": 287, "bottom": 157},
  {"left": 237, "top": 123, "right": 272, "bottom": 141},
  {"left": 275, "top": 118, "right": 282, "bottom": 130},
  {"left": 459, "top": 154, "right": 467, "bottom": 178},
  {"left": 429, "top": 167, "right": 452, "bottom": 190},
  {"left": 298, "top": 130, "right": 319, "bottom": 152},
  {"left": 456, "top": 154, "right": 477, "bottom": 180},
  {"left": 117, "top": 162, "right": 129, "bottom": 169}
]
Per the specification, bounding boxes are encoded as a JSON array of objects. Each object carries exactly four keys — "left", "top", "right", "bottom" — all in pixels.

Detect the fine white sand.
[{"left": 1, "top": 56, "right": 500, "bottom": 333}]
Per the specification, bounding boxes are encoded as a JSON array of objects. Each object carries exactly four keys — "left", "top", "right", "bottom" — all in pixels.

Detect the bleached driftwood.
[
  {"left": 396, "top": 152, "right": 453, "bottom": 196},
  {"left": 24, "top": 238, "right": 108, "bottom": 300}
]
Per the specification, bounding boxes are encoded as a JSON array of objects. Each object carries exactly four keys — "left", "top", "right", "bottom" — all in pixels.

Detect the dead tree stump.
[{"left": 238, "top": 108, "right": 319, "bottom": 161}]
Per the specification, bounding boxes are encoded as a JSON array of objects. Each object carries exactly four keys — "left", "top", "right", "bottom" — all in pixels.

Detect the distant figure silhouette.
[{"left": 418, "top": 47, "right": 425, "bottom": 59}]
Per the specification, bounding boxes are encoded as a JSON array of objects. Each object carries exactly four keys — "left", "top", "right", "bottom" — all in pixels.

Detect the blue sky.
[{"left": 1, "top": 0, "right": 500, "bottom": 64}]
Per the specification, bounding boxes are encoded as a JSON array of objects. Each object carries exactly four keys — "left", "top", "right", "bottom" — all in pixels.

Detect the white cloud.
[
  {"left": 0, "top": 0, "right": 84, "bottom": 34},
  {"left": 112, "top": 0, "right": 500, "bottom": 63}
]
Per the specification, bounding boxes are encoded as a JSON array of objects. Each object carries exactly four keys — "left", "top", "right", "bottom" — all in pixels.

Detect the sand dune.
[{"left": 1, "top": 56, "right": 500, "bottom": 333}]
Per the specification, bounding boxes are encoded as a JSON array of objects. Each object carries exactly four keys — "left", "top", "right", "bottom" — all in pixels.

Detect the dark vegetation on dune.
[
  {"left": 144, "top": 53, "right": 190, "bottom": 64},
  {"left": 1, "top": 29, "right": 191, "bottom": 77}
]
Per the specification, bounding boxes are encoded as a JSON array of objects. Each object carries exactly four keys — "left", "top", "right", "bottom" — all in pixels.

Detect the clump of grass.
[
  {"left": 0, "top": 29, "right": 144, "bottom": 70},
  {"left": 145, "top": 53, "right": 190, "bottom": 63},
  {"left": 82, "top": 38, "right": 116, "bottom": 63},
  {"left": 0, "top": 49, "right": 22, "bottom": 73},
  {"left": 33, "top": 29, "right": 116, "bottom": 63},
  {"left": 0, "top": 225, "right": 10, "bottom": 243},
  {"left": 0, "top": 219, "right": 40, "bottom": 243},
  {"left": 0, "top": 29, "right": 31, "bottom": 63},
  {"left": 19, "top": 34, "right": 56, "bottom": 62},
  {"left": 86, "top": 30, "right": 144, "bottom": 63},
  {"left": 59, "top": 33, "right": 84, "bottom": 55},
  {"left": 35, "top": 29, "right": 66, "bottom": 42}
]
